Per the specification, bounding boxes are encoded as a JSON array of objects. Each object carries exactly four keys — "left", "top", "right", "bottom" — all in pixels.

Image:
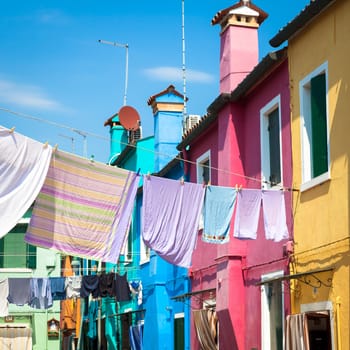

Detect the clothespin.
[
  {"left": 53, "top": 144, "right": 58, "bottom": 153},
  {"left": 136, "top": 168, "right": 141, "bottom": 176},
  {"left": 239, "top": 184, "right": 242, "bottom": 191},
  {"left": 43, "top": 141, "right": 49, "bottom": 148},
  {"left": 235, "top": 184, "right": 238, "bottom": 191},
  {"left": 9, "top": 127, "right": 15, "bottom": 133},
  {"left": 180, "top": 177, "right": 184, "bottom": 185}
]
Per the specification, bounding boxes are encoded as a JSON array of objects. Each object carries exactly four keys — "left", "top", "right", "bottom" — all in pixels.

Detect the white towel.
[
  {"left": 0, "top": 278, "right": 9, "bottom": 317},
  {"left": 262, "top": 190, "right": 289, "bottom": 242},
  {"left": 0, "top": 126, "right": 52, "bottom": 238}
]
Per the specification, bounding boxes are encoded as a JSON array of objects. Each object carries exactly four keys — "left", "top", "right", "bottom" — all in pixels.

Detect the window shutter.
[
  {"left": 268, "top": 109, "right": 281, "bottom": 185},
  {"left": 311, "top": 73, "right": 328, "bottom": 177},
  {"left": 26, "top": 243, "right": 37, "bottom": 269}
]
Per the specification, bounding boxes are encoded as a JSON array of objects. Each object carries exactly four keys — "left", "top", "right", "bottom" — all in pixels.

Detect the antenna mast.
[{"left": 182, "top": 0, "right": 187, "bottom": 133}]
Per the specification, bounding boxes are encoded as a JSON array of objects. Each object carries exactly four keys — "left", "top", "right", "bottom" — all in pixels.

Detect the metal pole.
[{"left": 98, "top": 39, "right": 129, "bottom": 106}]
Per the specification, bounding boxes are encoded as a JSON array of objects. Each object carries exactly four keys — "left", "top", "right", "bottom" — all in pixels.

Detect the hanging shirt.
[
  {"left": 0, "top": 126, "right": 52, "bottom": 238},
  {"left": 7, "top": 278, "right": 31, "bottom": 306},
  {"left": 65, "top": 276, "right": 82, "bottom": 299},
  {"left": 0, "top": 278, "right": 9, "bottom": 317},
  {"left": 233, "top": 189, "right": 262, "bottom": 240},
  {"left": 99, "top": 273, "right": 116, "bottom": 298},
  {"left": 25, "top": 149, "right": 140, "bottom": 263},
  {"left": 262, "top": 190, "right": 289, "bottom": 242},
  {"left": 142, "top": 175, "right": 205, "bottom": 268},
  {"left": 114, "top": 273, "right": 131, "bottom": 302},
  {"left": 30, "top": 278, "right": 53, "bottom": 309},
  {"left": 50, "top": 277, "right": 66, "bottom": 301},
  {"left": 202, "top": 185, "right": 237, "bottom": 244}
]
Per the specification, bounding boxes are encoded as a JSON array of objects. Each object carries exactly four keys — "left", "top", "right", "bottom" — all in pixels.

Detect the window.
[
  {"left": 261, "top": 96, "right": 282, "bottom": 189},
  {"left": 174, "top": 313, "right": 184, "bottom": 350},
  {"left": 0, "top": 224, "right": 36, "bottom": 269},
  {"left": 196, "top": 150, "right": 211, "bottom": 185},
  {"left": 261, "top": 271, "right": 284, "bottom": 350},
  {"left": 300, "top": 63, "right": 329, "bottom": 191}
]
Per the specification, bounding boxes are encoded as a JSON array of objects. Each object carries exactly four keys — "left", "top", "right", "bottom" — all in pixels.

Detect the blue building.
[{"left": 104, "top": 85, "right": 191, "bottom": 349}]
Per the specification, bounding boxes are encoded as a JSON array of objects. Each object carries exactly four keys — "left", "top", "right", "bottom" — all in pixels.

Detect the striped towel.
[{"left": 25, "top": 150, "right": 139, "bottom": 263}]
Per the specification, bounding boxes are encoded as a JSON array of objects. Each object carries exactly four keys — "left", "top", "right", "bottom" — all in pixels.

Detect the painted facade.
[
  {"left": 270, "top": 0, "right": 350, "bottom": 348},
  {"left": 0, "top": 207, "right": 61, "bottom": 350},
  {"left": 177, "top": 2, "right": 293, "bottom": 349}
]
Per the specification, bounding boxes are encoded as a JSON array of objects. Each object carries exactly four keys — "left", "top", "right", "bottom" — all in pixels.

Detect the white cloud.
[
  {"left": 143, "top": 66, "right": 215, "bottom": 83},
  {"left": 35, "top": 9, "right": 70, "bottom": 25},
  {"left": 0, "top": 79, "right": 63, "bottom": 111}
]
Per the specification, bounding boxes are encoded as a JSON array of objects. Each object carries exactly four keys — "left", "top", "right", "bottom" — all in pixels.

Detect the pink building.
[{"left": 177, "top": 1, "right": 293, "bottom": 349}]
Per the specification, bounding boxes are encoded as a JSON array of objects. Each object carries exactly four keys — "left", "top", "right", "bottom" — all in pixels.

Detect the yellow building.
[{"left": 270, "top": 0, "right": 350, "bottom": 348}]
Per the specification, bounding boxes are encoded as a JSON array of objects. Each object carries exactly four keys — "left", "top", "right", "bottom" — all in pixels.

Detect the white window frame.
[
  {"left": 261, "top": 270, "right": 285, "bottom": 350},
  {"left": 196, "top": 150, "right": 211, "bottom": 185},
  {"left": 139, "top": 203, "right": 150, "bottom": 265},
  {"left": 260, "top": 95, "right": 283, "bottom": 189},
  {"left": 299, "top": 62, "right": 330, "bottom": 192}
]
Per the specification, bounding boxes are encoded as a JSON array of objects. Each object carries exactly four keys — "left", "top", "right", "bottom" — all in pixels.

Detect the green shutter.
[
  {"left": 311, "top": 73, "right": 328, "bottom": 177},
  {"left": 26, "top": 243, "right": 37, "bottom": 269},
  {"left": 174, "top": 317, "right": 184, "bottom": 350},
  {"left": 0, "top": 238, "right": 4, "bottom": 268},
  {"left": 268, "top": 108, "right": 281, "bottom": 185}
]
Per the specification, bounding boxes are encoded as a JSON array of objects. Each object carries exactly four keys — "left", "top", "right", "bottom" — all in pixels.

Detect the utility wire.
[{"left": 1, "top": 107, "right": 293, "bottom": 190}]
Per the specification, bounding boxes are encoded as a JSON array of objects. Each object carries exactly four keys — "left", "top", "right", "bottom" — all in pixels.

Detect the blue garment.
[
  {"left": 30, "top": 278, "right": 53, "bottom": 309},
  {"left": 130, "top": 324, "right": 143, "bottom": 350},
  {"left": 202, "top": 185, "right": 237, "bottom": 243},
  {"left": 50, "top": 277, "right": 66, "bottom": 301}
]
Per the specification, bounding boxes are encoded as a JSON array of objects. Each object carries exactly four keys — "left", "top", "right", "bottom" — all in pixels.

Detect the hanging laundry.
[
  {"left": 0, "top": 278, "right": 9, "bottom": 317},
  {"left": 129, "top": 324, "right": 144, "bottom": 350},
  {"left": 7, "top": 278, "right": 31, "bottom": 306},
  {"left": 262, "top": 190, "right": 289, "bottom": 242},
  {"left": 30, "top": 277, "right": 53, "bottom": 309},
  {"left": 0, "top": 126, "right": 52, "bottom": 238},
  {"left": 202, "top": 185, "right": 237, "bottom": 244},
  {"left": 50, "top": 277, "right": 66, "bottom": 301},
  {"left": 65, "top": 276, "right": 82, "bottom": 299},
  {"left": 25, "top": 149, "right": 140, "bottom": 263},
  {"left": 114, "top": 273, "right": 131, "bottom": 302},
  {"left": 233, "top": 189, "right": 262, "bottom": 239},
  {"left": 99, "top": 272, "right": 116, "bottom": 298},
  {"left": 80, "top": 275, "right": 100, "bottom": 298},
  {"left": 142, "top": 175, "right": 205, "bottom": 268},
  {"left": 129, "top": 281, "right": 143, "bottom": 306}
]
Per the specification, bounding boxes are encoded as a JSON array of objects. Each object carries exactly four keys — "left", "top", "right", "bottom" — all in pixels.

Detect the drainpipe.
[
  {"left": 336, "top": 296, "right": 341, "bottom": 350},
  {"left": 184, "top": 275, "right": 191, "bottom": 350}
]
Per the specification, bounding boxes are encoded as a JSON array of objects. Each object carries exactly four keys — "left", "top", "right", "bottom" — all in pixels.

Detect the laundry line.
[{"left": 1, "top": 108, "right": 295, "bottom": 190}]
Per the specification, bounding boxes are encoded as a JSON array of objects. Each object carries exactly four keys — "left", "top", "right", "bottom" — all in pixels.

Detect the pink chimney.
[{"left": 212, "top": 0, "right": 268, "bottom": 93}]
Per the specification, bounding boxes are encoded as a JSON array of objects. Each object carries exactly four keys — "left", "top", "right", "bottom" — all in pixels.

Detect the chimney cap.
[{"left": 211, "top": 1, "right": 268, "bottom": 26}]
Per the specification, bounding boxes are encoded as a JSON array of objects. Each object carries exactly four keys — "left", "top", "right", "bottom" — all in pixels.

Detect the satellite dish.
[{"left": 118, "top": 105, "right": 140, "bottom": 131}]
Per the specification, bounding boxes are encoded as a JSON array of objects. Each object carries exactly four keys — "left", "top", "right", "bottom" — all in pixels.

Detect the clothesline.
[{"left": 0, "top": 122, "right": 296, "bottom": 191}]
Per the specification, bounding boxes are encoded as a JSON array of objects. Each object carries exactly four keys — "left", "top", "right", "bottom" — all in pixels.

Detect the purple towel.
[{"left": 142, "top": 176, "right": 205, "bottom": 267}]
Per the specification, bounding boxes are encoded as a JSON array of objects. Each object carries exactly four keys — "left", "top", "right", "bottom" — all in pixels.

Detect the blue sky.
[{"left": 0, "top": 0, "right": 310, "bottom": 163}]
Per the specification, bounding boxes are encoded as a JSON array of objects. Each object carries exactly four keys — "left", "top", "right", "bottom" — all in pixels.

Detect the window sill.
[
  {"left": 300, "top": 171, "right": 330, "bottom": 192},
  {"left": 0, "top": 268, "right": 33, "bottom": 273}
]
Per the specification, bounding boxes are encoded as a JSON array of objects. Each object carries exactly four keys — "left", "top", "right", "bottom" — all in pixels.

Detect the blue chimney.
[
  {"left": 147, "top": 85, "right": 185, "bottom": 172},
  {"left": 104, "top": 113, "right": 128, "bottom": 164}
]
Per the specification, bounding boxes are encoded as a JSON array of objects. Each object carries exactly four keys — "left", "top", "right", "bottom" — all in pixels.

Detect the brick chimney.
[{"left": 212, "top": 0, "right": 268, "bottom": 93}]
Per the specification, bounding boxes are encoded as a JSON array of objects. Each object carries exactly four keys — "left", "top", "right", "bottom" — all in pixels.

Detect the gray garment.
[{"left": 7, "top": 278, "right": 31, "bottom": 306}]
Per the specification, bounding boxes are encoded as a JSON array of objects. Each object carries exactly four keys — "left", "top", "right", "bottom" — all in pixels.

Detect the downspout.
[
  {"left": 336, "top": 296, "right": 341, "bottom": 350},
  {"left": 184, "top": 274, "right": 191, "bottom": 350}
]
